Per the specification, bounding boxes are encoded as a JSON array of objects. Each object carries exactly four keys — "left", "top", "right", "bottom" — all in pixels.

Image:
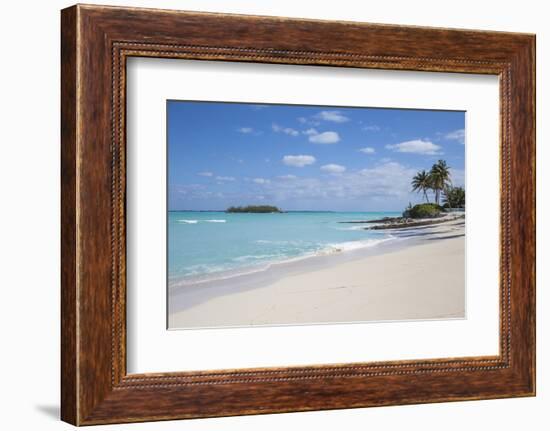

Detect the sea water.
[{"left": 168, "top": 211, "right": 400, "bottom": 286}]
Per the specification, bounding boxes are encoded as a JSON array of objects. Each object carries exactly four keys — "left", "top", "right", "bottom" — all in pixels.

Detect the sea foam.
[
  {"left": 321, "top": 236, "right": 395, "bottom": 254},
  {"left": 177, "top": 219, "right": 226, "bottom": 224}
]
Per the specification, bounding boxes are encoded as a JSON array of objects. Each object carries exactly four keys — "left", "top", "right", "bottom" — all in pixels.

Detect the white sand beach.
[{"left": 169, "top": 217, "right": 465, "bottom": 329}]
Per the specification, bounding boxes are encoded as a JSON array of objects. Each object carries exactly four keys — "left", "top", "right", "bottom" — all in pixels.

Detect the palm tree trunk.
[{"left": 423, "top": 190, "right": 430, "bottom": 203}]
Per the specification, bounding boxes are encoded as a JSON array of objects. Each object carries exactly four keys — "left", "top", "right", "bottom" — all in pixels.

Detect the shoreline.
[
  {"left": 168, "top": 234, "right": 397, "bottom": 289},
  {"left": 169, "top": 217, "right": 466, "bottom": 329},
  {"left": 340, "top": 212, "right": 465, "bottom": 230}
]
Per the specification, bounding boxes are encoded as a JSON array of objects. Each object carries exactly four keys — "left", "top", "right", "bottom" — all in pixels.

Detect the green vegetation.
[
  {"left": 443, "top": 186, "right": 466, "bottom": 209},
  {"left": 411, "top": 159, "right": 453, "bottom": 205},
  {"left": 226, "top": 205, "right": 282, "bottom": 213},
  {"left": 429, "top": 160, "right": 452, "bottom": 205},
  {"left": 411, "top": 170, "right": 432, "bottom": 203},
  {"left": 403, "top": 203, "right": 444, "bottom": 219},
  {"left": 407, "top": 159, "right": 464, "bottom": 216}
]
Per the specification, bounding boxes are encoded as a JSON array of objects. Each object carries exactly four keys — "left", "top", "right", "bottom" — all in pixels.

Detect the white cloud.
[
  {"left": 315, "top": 110, "right": 350, "bottom": 123},
  {"left": 272, "top": 123, "right": 299, "bottom": 136},
  {"left": 444, "top": 129, "right": 465, "bottom": 144},
  {"left": 253, "top": 178, "right": 270, "bottom": 185},
  {"left": 386, "top": 139, "right": 442, "bottom": 155},
  {"left": 302, "top": 128, "right": 318, "bottom": 136},
  {"left": 309, "top": 131, "right": 340, "bottom": 144},
  {"left": 321, "top": 164, "right": 347, "bottom": 174},
  {"left": 282, "top": 155, "right": 316, "bottom": 167},
  {"left": 362, "top": 125, "right": 381, "bottom": 131},
  {"left": 297, "top": 116, "right": 320, "bottom": 126},
  {"left": 237, "top": 127, "right": 254, "bottom": 134},
  {"left": 248, "top": 161, "right": 417, "bottom": 207},
  {"left": 197, "top": 171, "right": 213, "bottom": 177},
  {"left": 278, "top": 174, "right": 297, "bottom": 180},
  {"left": 355, "top": 162, "right": 418, "bottom": 197},
  {"left": 216, "top": 176, "right": 235, "bottom": 181},
  {"left": 174, "top": 183, "right": 206, "bottom": 195},
  {"left": 359, "top": 147, "right": 376, "bottom": 154}
]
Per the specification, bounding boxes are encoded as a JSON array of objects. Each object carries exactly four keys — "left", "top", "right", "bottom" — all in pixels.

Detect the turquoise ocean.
[{"left": 168, "top": 211, "right": 401, "bottom": 287}]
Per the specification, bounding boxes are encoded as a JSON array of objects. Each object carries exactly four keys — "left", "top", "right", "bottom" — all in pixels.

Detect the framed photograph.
[
  {"left": 165, "top": 101, "right": 467, "bottom": 330},
  {"left": 61, "top": 4, "right": 535, "bottom": 425}
]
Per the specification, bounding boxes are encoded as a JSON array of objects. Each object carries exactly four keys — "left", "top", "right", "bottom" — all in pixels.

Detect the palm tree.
[
  {"left": 411, "top": 170, "right": 431, "bottom": 203},
  {"left": 429, "top": 160, "right": 452, "bottom": 205},
  {"left": 443, "top": 186, "right": 465, "bottom": 208}
]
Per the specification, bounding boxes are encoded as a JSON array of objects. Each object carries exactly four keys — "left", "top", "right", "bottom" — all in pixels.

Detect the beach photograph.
[{"left": 167, "top": 101, "right": 466, "bottom": 329}]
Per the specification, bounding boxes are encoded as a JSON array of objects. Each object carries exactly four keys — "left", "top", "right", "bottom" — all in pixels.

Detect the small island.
[{"left": 226, "top": 205, "right": 282, "bottom": 213}]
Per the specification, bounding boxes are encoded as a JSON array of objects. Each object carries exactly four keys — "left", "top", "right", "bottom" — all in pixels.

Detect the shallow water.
[{"left": 168, "top": 210, "right": 400, "bottom": 285}]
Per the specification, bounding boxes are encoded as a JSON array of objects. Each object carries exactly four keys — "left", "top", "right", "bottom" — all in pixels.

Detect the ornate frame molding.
[{"left": 61, "top": 5, "right": 535, "bottom": 425}]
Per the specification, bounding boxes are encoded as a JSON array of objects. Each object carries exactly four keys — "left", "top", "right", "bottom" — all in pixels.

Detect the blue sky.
[{"left": 168, "top": 101, "right": 465, "bottom": 211}]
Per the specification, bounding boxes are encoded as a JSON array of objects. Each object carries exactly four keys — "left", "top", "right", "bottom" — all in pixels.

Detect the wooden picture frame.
[{"left": 61, "top": 4, "right": 535, "bottom": 425}]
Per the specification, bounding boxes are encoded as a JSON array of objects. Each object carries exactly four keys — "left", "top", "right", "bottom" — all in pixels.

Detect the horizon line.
[{"left": 167, "top": 209, "right": 401, "bottom": 213}]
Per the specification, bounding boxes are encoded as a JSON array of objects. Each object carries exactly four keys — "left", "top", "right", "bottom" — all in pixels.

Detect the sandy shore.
[{"left": 169, "top": 218, "right": 465, "bottom": 329}]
